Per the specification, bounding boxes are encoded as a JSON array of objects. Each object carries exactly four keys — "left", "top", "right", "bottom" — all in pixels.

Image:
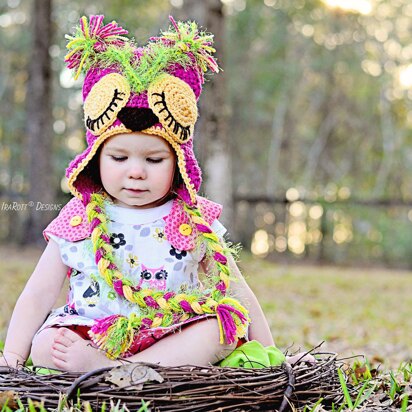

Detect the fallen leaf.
[
  {"left": 0, "top": 391, "right": 18, "bottom": 409},
  {"left": 354, "top": 365, "right": 367, "bottom": 380},
  {"left": 106, "top": 364, "right": 164, "bottom": 390}
]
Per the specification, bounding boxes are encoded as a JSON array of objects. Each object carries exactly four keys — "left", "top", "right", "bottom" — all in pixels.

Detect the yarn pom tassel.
[
  {"left": 65, "top": 15, "right": 129, "bottom": 79},
  {"left": 151, "top": 15, "right": 219, "bottom": 74},
  {"left": 216, "top": 299, "right": 250, "bottom": 345},
  {"left": 89, "top": 314, "right": 136, "bottom": 359}
]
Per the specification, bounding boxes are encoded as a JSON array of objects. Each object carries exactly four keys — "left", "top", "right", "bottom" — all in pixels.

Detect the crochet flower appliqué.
[
  {"left": 127, "top": 253, "right": 139, "bottom": 268},
  {"left": 153, "top": 228, "right": 165, "bottom": 243},
  {"left": 169, "top": 246, "right": 187, "bottom": 260},
  {"left": 110, "top": 233, "right": 126, "bottom": 249}
]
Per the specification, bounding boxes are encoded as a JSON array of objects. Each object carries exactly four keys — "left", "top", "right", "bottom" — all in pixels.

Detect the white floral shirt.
[{"left": 43, "top": 200, "right": 225, "bottom": 328}]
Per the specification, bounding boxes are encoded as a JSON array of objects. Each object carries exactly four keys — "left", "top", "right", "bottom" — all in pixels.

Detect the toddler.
[{"left": 0, "top": 15, "right": 311, "bottom": 372}]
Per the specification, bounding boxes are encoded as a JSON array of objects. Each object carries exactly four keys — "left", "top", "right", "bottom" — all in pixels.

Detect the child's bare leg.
[
  {"left": 31, "top": 328, "right": 62, "bottom": 368},
  {"left": 31, "top": 327, "right": 117, "bottom": 371},
  {"left": 286, "top": 352, "right": 316, "bottom": 365},
  {"left": 51, "top": 328, "right": 117, "bottom": 371},
  {"left": 127, "top": 318, "right": 237, "bottom": 366},
  {"left": 50, "top": 318, "right": 237, "bottom": 372}
]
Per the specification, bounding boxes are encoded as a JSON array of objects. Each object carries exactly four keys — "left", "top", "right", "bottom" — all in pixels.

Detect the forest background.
[
  {"left": 2, "top": 0, "right": 412, "bottom": 267},
  {"left": 1, "top": 0, "right": 412, "bottom": 367}
]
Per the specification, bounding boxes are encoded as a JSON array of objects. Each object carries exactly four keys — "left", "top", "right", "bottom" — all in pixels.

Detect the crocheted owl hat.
[{"left": 65, "top": 15, "right": 219, "bottom": 206}]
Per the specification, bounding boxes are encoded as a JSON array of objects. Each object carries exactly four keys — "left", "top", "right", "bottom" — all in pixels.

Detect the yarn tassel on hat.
[
  {"left": 151, "top": 16, "right": 219, "bottom": 74},
  {"left": 89, "top": 296, "right": 249, "bottom": 358},
  {"left": 65, "top": 15, "right": 129, "bottom": 79}
]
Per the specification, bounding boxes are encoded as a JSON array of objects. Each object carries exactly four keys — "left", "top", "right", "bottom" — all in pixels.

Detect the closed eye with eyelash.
[
  {"left": 152, "top": 91, "right": 191, "bottom": 142},
  {"left": 86, "top": 89, "right": 126, "bottom": 132}
]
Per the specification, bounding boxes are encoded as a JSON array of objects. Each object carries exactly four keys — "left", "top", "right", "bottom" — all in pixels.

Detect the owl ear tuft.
[
  {"left": 150, "top": 15, "right": 219, "bottom": 74},
  {"left": 65, "top": 15, "right": 129, "bottom": 80}
]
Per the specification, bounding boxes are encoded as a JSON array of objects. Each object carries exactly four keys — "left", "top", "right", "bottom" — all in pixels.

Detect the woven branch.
[{"left": 0, "top": 353, "right": 348, "bottom": 411}]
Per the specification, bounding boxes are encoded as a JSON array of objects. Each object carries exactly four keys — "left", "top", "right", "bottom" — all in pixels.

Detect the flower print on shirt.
[
  {"left": 153, "top": 228, "right": 165, "bottom": 243},
  {"left": 169, "top": 246, "right": 187, "bottom": 260},
  {"left": 110, "top": 233, "right": 126, "bottom": 249},
  {"left": 126, "top": 253, "right": 139, "bottom": 268},
  {"left": 67, "top": 268, "right": 81, "bottom": 278},
  {"left": 138, "top": 264, "right": 168, "bottom": 290}
]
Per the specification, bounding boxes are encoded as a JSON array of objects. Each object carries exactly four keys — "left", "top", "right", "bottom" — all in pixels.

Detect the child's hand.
[
  {"left": 0, "top": 352, "right": 25, "bottom": 368},
  {"left": 286, "top": 352, "right": 316, "bottom": 365}
]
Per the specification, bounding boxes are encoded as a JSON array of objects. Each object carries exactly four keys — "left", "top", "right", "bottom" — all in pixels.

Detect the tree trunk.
[
  {"left": 173, "top": 0, "right": 234, "bottom": 232},
  {"left": 373, "top": 86, "right": 399, "bottom": 198},
  {"left": 24, "top": 0, "right": 54, "bottom": 246}
]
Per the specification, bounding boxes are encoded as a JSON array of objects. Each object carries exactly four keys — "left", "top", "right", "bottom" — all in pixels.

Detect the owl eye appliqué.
[
  {"left": 151, "top": 91, "right": 191, "bottom": 142},
  {"left": 83, "top": 73, "right": 130, "bottom": 136},
  {"left": 86, "top": 89, "right": 127, "bottom": 132},
  {"left": 148, "top": 74, "right": 197, "bottom": 144}
]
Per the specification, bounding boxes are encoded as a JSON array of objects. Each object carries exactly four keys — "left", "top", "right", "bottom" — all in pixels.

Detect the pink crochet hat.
[{"left": 65, "top": 15, "right": 218, "bottom": 206}]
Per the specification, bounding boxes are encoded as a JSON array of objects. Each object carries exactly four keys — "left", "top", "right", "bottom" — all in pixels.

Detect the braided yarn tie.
[{"left": 87, "top": 193, "right": 249, "bottom": 359}]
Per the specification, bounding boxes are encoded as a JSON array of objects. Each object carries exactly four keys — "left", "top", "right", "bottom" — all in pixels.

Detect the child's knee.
[
  {"left": 215, "top": 340, "right": 238, "bottom": 363},
  {"left": 196, "top": 318, "right": 239, "bottom": 363},
  {"left": 31, "top": 328, "right": 57, "bottom": 366}
]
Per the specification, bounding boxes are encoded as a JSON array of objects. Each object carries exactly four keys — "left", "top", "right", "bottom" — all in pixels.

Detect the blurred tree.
[
  {"left": 173, "top": 0, "right": 233, "bottom": 229},
  {"left": 24, "top": 0, "right": 54, "bottom": 245},
  {"left": 3, "top": 0, "right": 412, "bottom": 264},
  {"left": 0, "top": 1, "right": 31, "bottom": 242},
  {"left": 226, "top": 0, "right": 412, "bottom": 202}
]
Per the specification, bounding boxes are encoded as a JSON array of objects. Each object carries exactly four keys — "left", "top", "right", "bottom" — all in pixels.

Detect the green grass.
[{"left": 0, "top": 396, "right": 150, "bottom": 412}]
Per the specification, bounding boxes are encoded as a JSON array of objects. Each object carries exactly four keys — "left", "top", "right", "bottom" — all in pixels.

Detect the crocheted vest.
[{"left": 43, "top": 196, "right": 223, "bottom": 251}]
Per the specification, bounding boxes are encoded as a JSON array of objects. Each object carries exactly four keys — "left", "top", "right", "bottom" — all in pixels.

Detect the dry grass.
[
  {"left": 1, "top": 245, "right": 411, "bottom": 369},
  {"left": 239, "top": 254, "right": 412, "bottom": 368},
  {"left": 0, "top": 245, "right": 44, "bottom": 338}
]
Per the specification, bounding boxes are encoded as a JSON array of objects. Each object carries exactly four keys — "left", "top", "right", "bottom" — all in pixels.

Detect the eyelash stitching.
[
  {"left": 152, "top": 92, "right": 191, "bottom": 142},
  {"left": 86, "top": 89, "right": 126, "bottom": 132}
]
